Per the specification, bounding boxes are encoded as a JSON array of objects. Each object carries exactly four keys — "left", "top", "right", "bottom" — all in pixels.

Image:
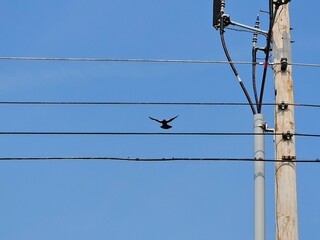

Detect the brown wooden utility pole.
[{"left": 272, "top": 2, "right": 298, "bottom": 240}]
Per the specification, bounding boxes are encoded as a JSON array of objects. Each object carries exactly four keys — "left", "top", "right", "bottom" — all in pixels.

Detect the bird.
[{"left": 149, "top": 115, "right": 179, "bottom": 129}]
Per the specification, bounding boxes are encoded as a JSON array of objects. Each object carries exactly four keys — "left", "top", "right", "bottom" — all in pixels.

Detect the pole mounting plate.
[
  {"left": 278, "top": 101, "right": 288, "bottom": 110},
  {"left": 282, "top": 131, "right": 293, "bottom": 140},
  {"left": 282, "top": 155, "right": 296, "bottom": 161}
]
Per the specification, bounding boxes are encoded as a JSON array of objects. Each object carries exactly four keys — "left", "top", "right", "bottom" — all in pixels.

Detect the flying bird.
[{"left": 149, "top": 115, "right": 179, "bottom": 129}]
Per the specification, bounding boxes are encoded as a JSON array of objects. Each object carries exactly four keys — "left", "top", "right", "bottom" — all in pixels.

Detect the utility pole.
[
  {"left": 272, "top": 2, "right": 299, "bottom": 240},
  {"left": 213, "top": 1, "right": 298, "bottom": 238},
  {"left": 254, "top": 114, "right": 265, "bottom": 240}
]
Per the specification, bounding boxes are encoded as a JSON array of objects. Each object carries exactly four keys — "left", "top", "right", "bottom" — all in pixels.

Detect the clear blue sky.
[{"left": 0, "top": 1, "right": 319, "bottom": 240}]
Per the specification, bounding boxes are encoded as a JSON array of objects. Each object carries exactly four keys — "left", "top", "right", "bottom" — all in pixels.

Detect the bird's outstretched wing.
[
  {"left": 149, "top": 116, "right": 162, "bottom": 123},
  {"left": 166, "top": 115, "right": 179, "bottom": 123}
]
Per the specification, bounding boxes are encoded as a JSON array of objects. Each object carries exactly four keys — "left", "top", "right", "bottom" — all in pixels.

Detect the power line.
[
  {"left": 0, "top": 56, "right": 258, "bottom": 65},
  {"left": 0, "top": 101, "right": 319, "bottom": 108},
  {"left": 0, "top": 156, "right": 319, "bottom": 163},
  {"left": 225, "top": 27, "right": 254, "bottom": 34},
  {"left": 219, "top": 15, "right": 256, "bottom": 114},
  {"left": 0, "top": 131, "right": 319, "bottom": 137},
  {"left": 0, "top": 101, "right": 252, "bottom": 105},
  {"left": 290, "top": 62, "right": 320, "bottom": 67},
  {"left": 257, "top": 0, "right": 277, "bottom": 114},
  {"left": 0, "top": 131, "right": 271, "bottom": 136},
  {"left": 295, "top": 133, "right": 320, "bottom": 138},
  {"left": 0, "top": 56, "right": 320, "bottom": 67}
]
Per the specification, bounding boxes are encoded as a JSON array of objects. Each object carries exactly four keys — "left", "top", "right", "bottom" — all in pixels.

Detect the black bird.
[{"left": 149, "top": 115, "right": 179, "bottom": 129}]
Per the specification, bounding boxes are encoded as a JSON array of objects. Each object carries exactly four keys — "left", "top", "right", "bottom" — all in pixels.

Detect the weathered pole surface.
[{"left": 272, "top": 2, "right": 298, "bottom": 240}]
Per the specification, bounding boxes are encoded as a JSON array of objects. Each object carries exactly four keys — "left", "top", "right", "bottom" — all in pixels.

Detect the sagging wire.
[
  {"left": 0, "top": 156, "right": 318, "bottom": 163},
  {"left": 257, "top": 0, "right": 283, "bottom": 113},
  {"left": 0, "top": 101, "right": 320, "bottom": 107},
  {"left": 0, "top": 131, "right": 320, "bottom": 137},
  {"left": 219, "top": 1, "right": 256, "bottom": 114}
]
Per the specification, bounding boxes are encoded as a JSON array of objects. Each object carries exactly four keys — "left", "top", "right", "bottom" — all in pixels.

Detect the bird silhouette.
[{"left": 149, "top": 115, "right": 179, "bottom": 129}]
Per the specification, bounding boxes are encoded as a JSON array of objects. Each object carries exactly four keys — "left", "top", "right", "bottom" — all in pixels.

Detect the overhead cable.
[
  {"left": 0, "top": 101, "right": 319, "bottom": 108},
  {"left": 0, "top": 56, "right": 319, "bottom": 67},
  {"left": 0, "top": 56, "right": 259, "bottom": 65},
  {"left": 0, "top": 131, "right": 320, "bottom": 137},
  {"left": 0, "top": 156, "right": 319, "bottom": 163},
  {"left": 219, "top": 5, "right": 256, "bottom": 114},
  {"left": 251, "top": 15, "right": 260, "bottom": 107},
  {"left": 0, "top": 131, "right": 272, "bottom": 136},
  {"left": 258, "top": 2, "right": 283, "bottom": 113}
]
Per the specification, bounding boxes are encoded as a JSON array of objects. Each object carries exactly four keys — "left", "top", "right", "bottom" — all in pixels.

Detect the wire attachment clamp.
[
  {"left": 281, "top": 58, "right": 288, "bottom": 71},
  {"left": 282, "top": 131, "right": 293, "bottom": 140},
  {"left": 278, "top": 101, "right": 289, "bottom": 110},
  {"left": 282, "top": 155, "right": 296, "bottom": 162}
]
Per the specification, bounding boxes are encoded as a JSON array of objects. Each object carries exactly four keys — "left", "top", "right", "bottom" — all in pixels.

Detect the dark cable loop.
[
  {"left": 252, "top": 48, "right": 259, "bottom": 107},
  {"left": 220, "top": 12, "right": 256, "bottom": 114},
  {"left": 258, "top": 1, "right": 280, "bottom": 113}
]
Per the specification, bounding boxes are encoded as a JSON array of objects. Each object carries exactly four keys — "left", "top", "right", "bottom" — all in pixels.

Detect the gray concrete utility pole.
[
  {"left": 272, "top": 2, "right": 298, "bottom": 240},
  {"left": 254, "top": 114, "right": 265, "bottom": 240}
]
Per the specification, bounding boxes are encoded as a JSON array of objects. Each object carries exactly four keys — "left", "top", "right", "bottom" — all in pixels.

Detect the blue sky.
[{"left": 0, "top": 1, "right": 319, "bottom": 240}]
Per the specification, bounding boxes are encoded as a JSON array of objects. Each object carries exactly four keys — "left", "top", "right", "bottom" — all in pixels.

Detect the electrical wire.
[
  {"left": 0, "top": 101, "right": 319, "bottom": 108},
  {"left": 0, "top": 101, "right": 258, "bottom": 105},
  {"left": 252, "top": 50, "right": 259, "bottom": 107},
  {"left": 293, "top": 103, "right": 320, "bottom": 108},
  {"left": 225, "top": 27, "right": 254, "bottom": 34},
  {"left": 290, "top": 62, "right": 320, "bottom": 67},
  {"left": 221, "top": 37, "right": 257, "bottom": 114},
  {"left": 257, "top": 1, "right": 280, "bottom": 113},
  {"left": 0, "top": 56, "right": 257, "bottom": 65},
  {"left": 0, "top": 131, "right": 273, "bottom": 136},
  {"left": 0, "top": 156, "right": 318, "bottom": 163},
  {"left": 0, "top": 131, "right": 319, "bottom": 137},
  {"left": 1, "top": 56, "right": 320, "bottom": 68},
  {"left": 219, "top": 9, "right": 256, "bottom": 114}
]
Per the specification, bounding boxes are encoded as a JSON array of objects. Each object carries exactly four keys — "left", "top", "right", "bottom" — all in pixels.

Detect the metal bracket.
[
  {"left": 281, "top": 58, "right": 288, "bottom": 71},
  {"left": 213, "top": 13, "right": 268, "bottom": 36},
  {"left": 222, "top": 14, "right": 231, "bottom": 27},
  {"left": 273, "top": 0, "right": 291, "bottom": 7},
  {"left": 282, "top": 155, "right": 296, "bottom": 161},
  {"left": 282, "top": 131, "right": 293, "bottom": 140},
  {"left": 278, "top": 101, "right": 288, "bottom": 110},
  {"left": 262, "top": 122, "right": 274, "bottom": 132}
]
